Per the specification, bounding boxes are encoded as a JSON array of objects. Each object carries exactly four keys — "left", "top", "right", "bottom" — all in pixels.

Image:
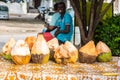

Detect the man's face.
[{"left": 58, "top": 4, "right": 65, "bottom": 14}]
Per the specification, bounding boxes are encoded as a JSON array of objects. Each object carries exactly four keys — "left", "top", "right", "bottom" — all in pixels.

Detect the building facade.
[{"left": 104, "top": 0, "right": 120, "bottom": 14}]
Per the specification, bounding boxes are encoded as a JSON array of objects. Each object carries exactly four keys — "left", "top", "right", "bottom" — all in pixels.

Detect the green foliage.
[
  {"left": 94, "top": 15, "right": 120, "bottom": 56},
  {"left": 101, "top": 3, "right": 113, "bottom": 20},
  {"left": 75, "top": 2, "right": 112, "bottom": 26},
  {"left": 87, "top": 2, "right": 112, "bottom": 23}
]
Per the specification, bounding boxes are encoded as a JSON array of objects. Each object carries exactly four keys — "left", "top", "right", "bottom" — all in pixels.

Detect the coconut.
[
  {"left": 1, "top": 38, "right": 16, "bottom": 60},
  {"left": 31, "top": 33, "right": 50, "bottom": 64},
  {"left": 96, "top": 41, "right": 112, "bottom": 62},
  {"left": 79, "top": 40, "right": 98, "bottom": 63},
  {"left": 54, "top": 41, "right": 78, "bottom": 64},
  {"left": 47, "top": 38, "right": 59, "bottom": 60},
  {"left": 25, "top": 36, "right": 36, "bottom": 51},
  {"left": 11, "top": 40, "right": 31, "bottom": 65}
]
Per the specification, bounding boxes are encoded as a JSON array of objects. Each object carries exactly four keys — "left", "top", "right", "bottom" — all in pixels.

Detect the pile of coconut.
[{"left": 1, "top": 34, "right": 112, "bottom": 65}]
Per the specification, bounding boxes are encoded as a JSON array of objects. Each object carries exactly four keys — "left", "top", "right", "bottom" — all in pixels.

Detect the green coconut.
[
  {"left": 1, "top": 38, "right": 16, "bottom": 61},
  {"left": 96, "top": 41, "right": 112, "bottom": 62},
  {"left": 2, "top": 53, "right": 11, "bottom": 60},
  {"left": 97, "top": 52, "right": 112, "bottom": 62}
]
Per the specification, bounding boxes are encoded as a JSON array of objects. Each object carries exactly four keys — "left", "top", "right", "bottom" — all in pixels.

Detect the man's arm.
[
  {"left": 59, "top": 25, "right": 70, "bottom": 33},
  {"left": 55, "top": 25, "right": 70, "bottom": 37}
]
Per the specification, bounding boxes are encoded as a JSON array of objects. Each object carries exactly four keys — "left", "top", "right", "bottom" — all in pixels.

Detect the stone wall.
[{"left": 113, "top": 0, "right": 120, "bottom": 14}]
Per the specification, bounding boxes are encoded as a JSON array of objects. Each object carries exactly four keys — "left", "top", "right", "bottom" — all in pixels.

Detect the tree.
[{"left": 69, "top": 0, "right": 116, "bottom": 46}]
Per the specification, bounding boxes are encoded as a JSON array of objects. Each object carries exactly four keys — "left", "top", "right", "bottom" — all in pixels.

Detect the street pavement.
[
  {"left": 0, "top": 13, "right": 45, "bottom": 52},
  {"left": 0, "top": 13, "right": 81, "bottom": 52}
]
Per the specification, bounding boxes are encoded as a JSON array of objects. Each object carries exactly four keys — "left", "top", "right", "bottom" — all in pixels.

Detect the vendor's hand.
[
  {"left": 44, "top": 23, "right": 49, "bottom": 28},
  {"left": 55, "top": 30, "right": 60, "bottom": 37}
]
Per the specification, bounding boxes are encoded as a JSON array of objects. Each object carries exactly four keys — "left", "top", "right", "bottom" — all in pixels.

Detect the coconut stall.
[
  {"left": 0, "top": 0, "right": 119, "bottom": 79},
  {"left": 0, "top": 33, "right": 119, "bottom": 80}
]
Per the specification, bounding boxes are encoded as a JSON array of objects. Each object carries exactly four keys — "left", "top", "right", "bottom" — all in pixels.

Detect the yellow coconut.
[
  {"left": 31, "top": 33, "right": 50, "bottom": 64},
  {"left": 1, "top": 38, "right": 16, "bottom": 60},
  {"left": 11, "top": 40, "right": 31, "bottom": 65},
  {"left": 25, "top": 36, "right": 36, "bottom": 51},
  {"left": 54, "top": 41, "right": 78, "bottom": 64}
]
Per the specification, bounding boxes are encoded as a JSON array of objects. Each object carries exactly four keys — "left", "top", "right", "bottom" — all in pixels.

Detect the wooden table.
[{"left": 0, "top": 56, "right": 119, "bottom": 80}]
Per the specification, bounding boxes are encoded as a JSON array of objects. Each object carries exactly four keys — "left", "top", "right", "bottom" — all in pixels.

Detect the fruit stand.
[{"left": 0, "top": 56, "right": 119, "bottom": 80}]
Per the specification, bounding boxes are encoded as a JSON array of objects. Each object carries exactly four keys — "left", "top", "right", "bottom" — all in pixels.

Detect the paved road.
[
  {"left": 0, "top": 13, "right": 45, "bottom": 51},
  {"left": 0, "top": 13, "right": 81, "bottom": 52}
]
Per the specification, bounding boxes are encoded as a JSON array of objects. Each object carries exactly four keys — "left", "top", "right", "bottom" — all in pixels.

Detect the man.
[
  {"left": 42, "top": 2, "right": 73, "bottom": 44},
  {"left": 44, "top": 2, "right": 60, "bottom": 32},
  {"left": 42, "top": 3, "right": 60, "bottom": 41},
  {"left": 49, "top": 2, "right": 60, "bottom": 27},
  {"left": 54, "top": 2, "right": 73, "bottom": 44}
]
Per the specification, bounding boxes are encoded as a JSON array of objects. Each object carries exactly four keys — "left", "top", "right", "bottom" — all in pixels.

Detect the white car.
[
  {"left": 0, "top": 5, "right": 9, "bottom": 20},
  {"left": 45, "top": 11, "right": 55, "bottom": 25},
  {"left": 67, "top": 8, "right": 74, "bottom": 18},
  {"left": 38, "top": 6, "right": 46, "bottom": 14}
]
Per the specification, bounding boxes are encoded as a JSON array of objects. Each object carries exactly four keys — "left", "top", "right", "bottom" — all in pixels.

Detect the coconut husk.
[
  {"left": 79, "top": 52, "right": 97, "bottom": 63},
  {"left": 2, "top": 38, "right": 16, "bottom": 55},
  {"left": 79, "top": 40, "right": 98, "bottom": 63},
  {"left": 12, "top": 55, "right": 31, "bottom": 65},
  {"left": 25, "top": 36, "right": 36, "bottom": 51},
  {"left": 31, "top": 54, "right": 49, "bottom": 64},
  {"left": 47, "top": 38, "right": 59, "bottom": 60},
  {"left": 11, "top": 40, "right": 31, "bottom": 65},
  {"left": 54, "top": 41, "right": 78, "bottom": 64},
  {"left": 96, "top": 41, "right": 111, "bottom": 54},
  {"left": 31, "top": 34, "right": 50, "bottom": 63}
]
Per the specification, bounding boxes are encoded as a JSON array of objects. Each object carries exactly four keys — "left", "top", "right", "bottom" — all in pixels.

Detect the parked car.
[
  {"left": 38, "top": 6, "right": 46, "bottom": 14},
  {"left": 67, "top": 8, "right": 74, "bottom": 18},
  {"left": 45, "top": 11, "right": 55, "bottom": 25},
  {"left": 0, "top": 5, "right": 9, "bottom": 20}
]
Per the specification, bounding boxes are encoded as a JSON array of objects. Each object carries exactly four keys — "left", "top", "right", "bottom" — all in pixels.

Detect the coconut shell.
[
  {"left": 49, "top": 49, "right": 55, "bottom": 61},
  {"left": 2, "top": 38, "right": 16, "bottom": 55},
  {"left": 31, "top": 34, "right": 50, "bottom": 55},
  {"left": 96, "top": 41, "right": 112, "bottom": 62},
  {"left": 96, "top": 41, "right": 111, "bottom": 54},
  {"left": 31, "top": 34, "right": 50, "bottom": 63},
  {"left": 25, "top": 36, "right": 36, "bottom": 51},
  {"left": 31, "top": 54, "right": 49, "bottom": 64},
  {"left": 79, "top": 52, "right": 97, "bottom": 63},
  {"left": 54, "top": 41, "right": 78, "bottom": 64},
  {"left": 12, "top": 55, "right": 31, "bottom": 65},
  {"left": 79, "top": 40, "right": 98, "bottom": 63},
  {"left": 47, "top": 38, "right": 59, "bottom": 60},
  {"left": 11, "top": 40, "right": 31, "bottom": 65}
]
